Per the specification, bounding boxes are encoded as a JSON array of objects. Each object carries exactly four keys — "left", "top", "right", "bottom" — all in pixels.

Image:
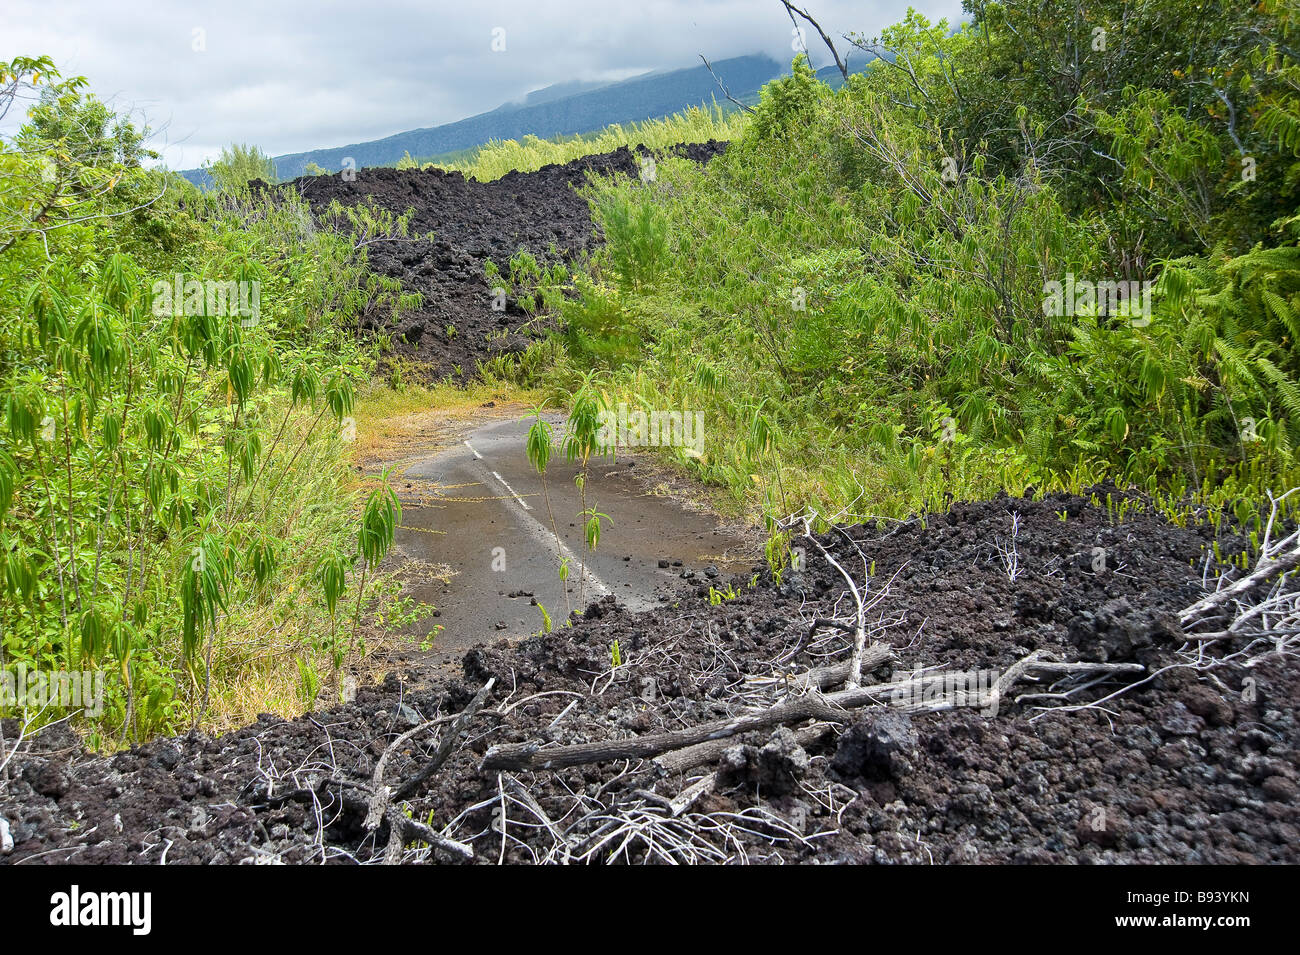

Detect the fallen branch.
[
  {"left": 383, "top": 806, "right": 475, "bottom": 863},
  {"left": 360, "top": 677, "right": 496, "bottom": 863},
  {"left": 391, "top": 677, "right": 496, "bottom": 803},
  {"left": 1181, "top": 533, "right": 1300, "bottom": 627},
  {"left": 482, "top": 692, "right": 842, "bottom": 772},
  {"left": 669, "top": 775, "right": 716, "bottom": 817},
  {"left": 654, "top": 720, "right": 836, "bottom": 776},
  {"left": 481, "top": 656, "right": 1138, "bottom": 772},
  {"left": 746, "top": 644, "right": 894, "bottom": 694},
  {"left": 365, "top": 717, "right": 446, "bottom": 830},
  {"left": 800, "top": 524, "right": 870, "bottom": 687},
  {"left": 365, "top": 678, "right": 496, "bottom": 828}
]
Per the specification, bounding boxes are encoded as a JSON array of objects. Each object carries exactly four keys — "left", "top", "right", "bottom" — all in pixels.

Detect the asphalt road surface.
[{"left": 392, "top": 414, "right": 751, "bottom": 654}]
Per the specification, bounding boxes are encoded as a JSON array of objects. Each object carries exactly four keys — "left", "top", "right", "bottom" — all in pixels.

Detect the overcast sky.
[{"left": 2, "top": 0, "right": 964, "bottom": 170}]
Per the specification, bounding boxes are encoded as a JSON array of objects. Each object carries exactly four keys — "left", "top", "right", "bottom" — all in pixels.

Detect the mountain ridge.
[{"left": 179, "top": 53, "right": 795, "bottom": 186}]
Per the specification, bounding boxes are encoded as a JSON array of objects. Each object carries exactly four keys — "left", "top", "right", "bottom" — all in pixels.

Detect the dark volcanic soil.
[
  {"left": 4, "top": 489, "right": 1297, "bottom": 864},
  {"left": 289, "top": 142, "right": 726, "bottom": 381}
]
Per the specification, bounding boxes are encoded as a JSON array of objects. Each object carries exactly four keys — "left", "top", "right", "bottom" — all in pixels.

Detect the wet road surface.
[{"left": 391, "top": 414, "right": 752, "bottom": 654}]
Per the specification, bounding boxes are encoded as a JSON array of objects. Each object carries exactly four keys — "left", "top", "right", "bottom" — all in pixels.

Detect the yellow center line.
[{"left": 435, "top": 494, "right": 527, "bottom": 504}]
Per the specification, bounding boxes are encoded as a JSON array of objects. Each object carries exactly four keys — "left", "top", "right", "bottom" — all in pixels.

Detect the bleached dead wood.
[
  {"left": 1182, "top": 491, "right": 1300, "bottom": 630},
  {"left": 480, "top": 656, "right": 1142, "bottom": 772},
  {"left": 364, "top": 677, "right": 496, "bottom": 828},
  {"left": 482, "top": 692, "right": 844, "bottom": 772},
  {"left": 653, "top": 721, "right": 836, "bottom": 776},
  {"left": 382, "top": 807, "right": 475, "bottom": 863},
  {"left": 1181, "top": 536, "right": 1300, "bottom": 627},
  {"left": 391, "top": 677, "right": 496, "bottom": 802},
  {"left": 799, "top": 521, "right": 870, "bottom": 688},
  {"left": 358, "top": 677, "right": 496, "bottom": 863},
  {"left": 743, "top": 644, "right": 895, "bottom": 695},
  {"left": 669, "top": 775, "right": 716, "bottom": 817}
]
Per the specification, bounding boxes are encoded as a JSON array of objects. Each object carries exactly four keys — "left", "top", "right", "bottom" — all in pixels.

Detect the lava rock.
[
  {"left": 1157, "top": 701, "right": 1206, "bottom": 737},
  {"left": 152, "top": 743, "right": 182, "bottom": 771},
  {"left": 1076, "top": 810, "right": 1126, "bottom": 848},
  {"left": 777, "top": 571, "right": 809, "bottom": 598},
  {"left": 1066, "top": 597, "right": 1177, "bottom": 662},
  {"left": 1183, "top": 685, "right": 1235, "bottom": 727},
  {"left": 1262, "top": 776, "right": 1300, "bottom": 800},
  {"left": 716, "top": 727, "right": 810, "bottom": 795},
  {"left": 22, "top": 761, "right": 70, "bottom": 799},
  {"left": 832, "top": 711, "right": 918, "bottom": 779}
]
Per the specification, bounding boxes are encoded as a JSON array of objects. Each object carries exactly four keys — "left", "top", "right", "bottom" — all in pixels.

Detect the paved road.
[{"left": 391, "top": 414, "right": 752, "bottom": 654}]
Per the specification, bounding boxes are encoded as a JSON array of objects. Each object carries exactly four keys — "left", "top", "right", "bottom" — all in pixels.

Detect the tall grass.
[{"left": 427, "top": 103, "right": 747, "bottom": 182}]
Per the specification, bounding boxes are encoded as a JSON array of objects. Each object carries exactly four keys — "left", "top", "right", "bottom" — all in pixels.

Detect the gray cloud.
[{"left": 2, "top": 0, "right": 964, "bottom": 169}]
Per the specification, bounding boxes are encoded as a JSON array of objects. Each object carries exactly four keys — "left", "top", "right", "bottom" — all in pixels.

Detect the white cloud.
[{"left": 1, "top": 0, "right": 964, "bottom": 169}]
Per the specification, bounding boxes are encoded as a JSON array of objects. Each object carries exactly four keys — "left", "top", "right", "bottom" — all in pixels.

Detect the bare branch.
[
  {"left": 781, "top": 1, "right": 849, "bottom": 81},
  {"left": 698, "top": 55, "right": 757, "bottom": 114}
]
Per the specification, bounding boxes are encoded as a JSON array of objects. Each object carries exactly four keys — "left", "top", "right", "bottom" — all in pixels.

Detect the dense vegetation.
[
  {"left": 501, "top": 0, "right": 1300, "bottom": 553},
  {"left": 0, "top": 59, "right": 424, "bottom": 740}
]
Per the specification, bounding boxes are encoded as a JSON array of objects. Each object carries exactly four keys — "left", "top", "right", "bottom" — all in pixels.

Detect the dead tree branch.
[
  {"left": 358, "top": 677, "right": 496, "bottom": 862},
  {"left": 699, "top": 55, "right": 757, "bottom": 114},
  {"left": 781, "top": 1, "right": 850, "bottom": 81},
  {"left": 795, "top": 515, "right": 870, "bottom": 686},
  {"left": 383, "top": 807, "right": 475, "bottom": 863},
  {"left": 1181, "top": 529, "right": 1300, "bottom": 628},
  {"left": 655, "top": 720, "right": 836, "bottom": 776},
  {"left": 482, "top": 692, "right": 842, "bottom": 772},
  {"left": 742, "top": 643, "right": 894, "bottom": 694},
  {"left": 391, "top": 677, "right": 497, "bottom": 802},
  {"left": 481, "top": 656, "right": 1140, "bottom": 772}
]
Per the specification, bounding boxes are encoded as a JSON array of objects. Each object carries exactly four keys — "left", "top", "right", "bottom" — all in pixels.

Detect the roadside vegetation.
[
  {"left": 0, "top": 58, "right": 426, "bottom": 741},
  {"left": 498, "top": 0, "right": 1300, "bottom": 559}
]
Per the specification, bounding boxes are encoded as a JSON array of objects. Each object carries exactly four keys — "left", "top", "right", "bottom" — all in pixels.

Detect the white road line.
[
  {"left": 544, "top": 524, "right": 613, "bottom": 600},
  {"left": 484, "top": 460, "right": 614, "bottom": 600},
  {"left": 459, "top": 426, "right": 612, "bottom": 601},
  {"left": 492, "top": 470, "right": 532, "bottom": 511}
]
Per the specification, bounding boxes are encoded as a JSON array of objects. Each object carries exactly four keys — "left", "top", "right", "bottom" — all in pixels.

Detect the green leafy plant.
[
  {"left": 525, "top": 407, "right": 570, "bottom": 618},
  {"left": 562, "top": 378, "right": 612, "bottom": 605},
  {"left": 0, "top": 64, "right": 418, "bottom": 740}
]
